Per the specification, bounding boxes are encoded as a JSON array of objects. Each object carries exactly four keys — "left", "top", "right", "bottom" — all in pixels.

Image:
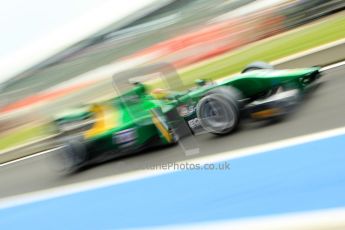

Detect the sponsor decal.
[
  {"left": 113, "top": 128, "right": 137, "bottom": 145},
  {"left": 188, "top": 117, "right": 200, "bottom": 129}
]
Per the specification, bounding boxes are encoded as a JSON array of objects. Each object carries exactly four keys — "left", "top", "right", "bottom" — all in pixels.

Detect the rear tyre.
[
  {"left": 196, "top": 87, "right": 240, "bottom": 135},
  {"left": 241, "top": 61, "right": 273, "bottom": 73},
  {"left": 58, "top": 137, "right": 87, "bottom": 173}
]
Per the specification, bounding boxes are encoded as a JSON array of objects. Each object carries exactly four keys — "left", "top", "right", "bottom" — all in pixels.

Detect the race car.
[{"left": 55, "top": 62, "right": 321, "bottom": 172}]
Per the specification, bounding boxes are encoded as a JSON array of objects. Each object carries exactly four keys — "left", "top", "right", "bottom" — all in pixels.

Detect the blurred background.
[{"left": 0, "top": 0, "right": 345, "bottom": 155}]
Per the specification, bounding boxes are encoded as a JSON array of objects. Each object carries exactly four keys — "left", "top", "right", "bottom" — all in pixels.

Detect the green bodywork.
[
  {"left": 57, "top": 67, "right": 320, "bottom": 158},
  {"left": 85, "top": 88, "right": 177, "bottom": 156}
]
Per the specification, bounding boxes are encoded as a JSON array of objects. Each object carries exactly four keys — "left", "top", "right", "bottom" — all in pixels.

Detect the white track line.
[
  {"left": 320, "top": 60, "right": 345, "bottom": 72},
  {"left": 150, "top": 208, "right": 345, "bottom": 230},
  {"left": 272, "top": 38, "right": 345, "bottom": 66},
  {"left": 1, "top": 125, "right": 345, "bottom": 210},
  {"left": 0, "top": 147, "right": 62, "bottom": 167}
]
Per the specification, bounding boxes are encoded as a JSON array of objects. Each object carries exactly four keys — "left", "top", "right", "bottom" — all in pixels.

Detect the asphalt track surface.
[{"left": 1, "top": 64, "right": 345, "bottom": 199}]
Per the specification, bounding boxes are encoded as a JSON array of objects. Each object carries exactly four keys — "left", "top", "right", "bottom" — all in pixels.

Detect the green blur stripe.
[
  {"left": 178, "top": 13, "right": 345, "bottom": 85},
  {"left": 0, "top": 123, "right": 53, "bottom": 151}
]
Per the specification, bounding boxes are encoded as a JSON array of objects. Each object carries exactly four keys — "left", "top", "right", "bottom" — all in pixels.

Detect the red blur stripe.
[
  {"left": 2, "top": 12, "right": 285, "bottom": 114},
  {"left": 0, "top": 81, "right": 94, "bottom": 113}
]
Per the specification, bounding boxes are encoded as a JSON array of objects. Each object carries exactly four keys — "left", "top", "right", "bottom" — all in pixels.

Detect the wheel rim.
[{"left": 199, "top": 98, "right": 235, "bottom": 133}]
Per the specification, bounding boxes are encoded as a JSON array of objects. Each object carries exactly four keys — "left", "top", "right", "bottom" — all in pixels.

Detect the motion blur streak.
[{"left": 0, "top": 1, "right": 344, "bottom": 229}]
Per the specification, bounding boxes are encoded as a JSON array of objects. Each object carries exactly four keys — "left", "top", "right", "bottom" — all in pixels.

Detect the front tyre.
[{"left": 196, "top": 92, "right": 240, "bottom": 135}]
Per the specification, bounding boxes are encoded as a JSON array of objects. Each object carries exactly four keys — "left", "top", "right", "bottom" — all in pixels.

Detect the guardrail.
[{"left": 0, "top": 39, "right": 344, "bottom": 165}]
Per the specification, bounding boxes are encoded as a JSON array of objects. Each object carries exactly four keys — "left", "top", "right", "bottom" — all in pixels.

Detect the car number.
[{"left": 188, "top": 118, "right": 200, "bottom": 129}]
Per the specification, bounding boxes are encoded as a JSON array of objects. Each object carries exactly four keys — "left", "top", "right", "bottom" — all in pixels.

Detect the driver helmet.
[{"left": 151, "top": 88, "right": 169, "bottom": 99}]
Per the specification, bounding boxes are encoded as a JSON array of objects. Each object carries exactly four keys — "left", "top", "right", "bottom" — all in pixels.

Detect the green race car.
[{"left": 55, "top": 62, "right": 321, "bottom": 172}]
